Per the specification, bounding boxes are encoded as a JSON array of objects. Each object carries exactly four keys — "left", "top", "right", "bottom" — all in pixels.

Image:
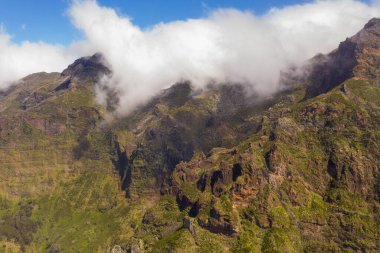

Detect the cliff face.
[
  {"left": 306, "top": 18, "right": 380, "bottom": 97},
  {"left": 0, "top": 19, "right": 380, "bottom": 253},
  {"left": 167, "top": 77, "right": 380, "bottom": 252}
]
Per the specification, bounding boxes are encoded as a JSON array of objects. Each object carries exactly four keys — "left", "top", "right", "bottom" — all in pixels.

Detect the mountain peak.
[
  {"left": 364, "top": 17, "right": 380, "bottom": 29},
  {"left": 3, "top": 16, "right": 380, "bottom": 253},
  {"left": 350, "top": 17, "right": 380, "bottom": 48},
  {"left": 61, "top": 53, "right": 111, "bottom": 82},
  {"left": 305, "top": 17, "right": 380, "bottom": 98}
]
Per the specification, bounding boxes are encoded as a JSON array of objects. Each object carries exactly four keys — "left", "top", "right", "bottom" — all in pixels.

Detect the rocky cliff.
[{"left": 0, "top": 18, "right": 380, "bottom": 253}]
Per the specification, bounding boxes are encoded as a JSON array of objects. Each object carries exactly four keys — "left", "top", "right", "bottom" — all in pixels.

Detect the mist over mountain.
[
  {"left": 1, "top": 1, "right": 380, "bottom": 253},
  {"left": 1, "top": 0, "right": 380, "bottom": 114}
]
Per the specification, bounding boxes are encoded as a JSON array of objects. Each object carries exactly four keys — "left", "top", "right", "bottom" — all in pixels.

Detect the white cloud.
[
  {"left": 0, "top": 27, "right": 77, "bottom": 88},
  {"left": 1, "top": 0, "right": 379, "bottom": 114},
  {"left": 68, "top": 0, "right": 380, "bottom": 114}
]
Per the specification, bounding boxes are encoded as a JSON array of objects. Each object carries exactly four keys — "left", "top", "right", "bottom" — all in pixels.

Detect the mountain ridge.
[
  {"left": 0, "top": 18, "right": 380, "bottom": 253},
  {"left": 306, "top": 17, "right": 380, "bottom": 97}
]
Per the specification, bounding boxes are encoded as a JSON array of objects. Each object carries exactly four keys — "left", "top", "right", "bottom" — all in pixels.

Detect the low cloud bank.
[
  {"left": 1, "top": 0, "right": 380, "bottom": 114},
  {"left": 0, "top": 28, "right": 71, "bottom": 88}
]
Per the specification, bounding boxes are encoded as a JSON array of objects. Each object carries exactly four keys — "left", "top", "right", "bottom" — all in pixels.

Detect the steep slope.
[
  {"left": 306, "top": 17, "right": 380, "bottom": 97},
  {"left": 0, "top": 18, "right": 380, "bottom": 253},
  {"left": 0, "top": 54, "right": 132, "bottom": 252},
  {"left": 0, "top": 53, "right": 109, "bottom": 198},
  {"left": 109, "top": 18, "right": 380, "bottom": 252},
  {"left": 169, "top": 78, "right": 380, "bottom": 252}
]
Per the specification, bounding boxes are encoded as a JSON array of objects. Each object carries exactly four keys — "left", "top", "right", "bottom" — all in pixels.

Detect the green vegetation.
[{"left": 2, "top": 30, "right": 380, "bottom": 252}]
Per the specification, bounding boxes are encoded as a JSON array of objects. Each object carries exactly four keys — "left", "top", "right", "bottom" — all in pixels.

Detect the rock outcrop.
[
  {"left": 1, "top": 18, "right": 380, "bottom": 253},
  {"left": 306, "top": 18, "right": 380, "bottom": 97}
]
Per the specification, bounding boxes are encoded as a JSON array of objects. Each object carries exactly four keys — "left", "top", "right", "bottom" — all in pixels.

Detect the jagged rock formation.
[
  {"left": 306, "top": 18, "right": 380, "bottom": 97},
  {"left": 61, "top": 53, "right": 111, "bottom": 81},
  {"left": 0, "top": 18, "right": 380, "bottom": 253}
]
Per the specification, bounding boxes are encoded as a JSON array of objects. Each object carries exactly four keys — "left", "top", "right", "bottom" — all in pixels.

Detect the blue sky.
[{"left": 0, "top": 0, "right": 317, "bottom": 45}]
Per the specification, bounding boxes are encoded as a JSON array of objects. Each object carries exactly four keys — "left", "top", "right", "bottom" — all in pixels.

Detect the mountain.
[
  {"left": 306, "top": 18, "right": 380, "bottom": 97},
  {"left": 0, "top": 18, "right": 380, "bottom": 253}
]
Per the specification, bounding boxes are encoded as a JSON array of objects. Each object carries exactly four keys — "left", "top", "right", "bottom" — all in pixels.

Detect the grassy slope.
[
  {"left": 0, "top": 81, "right": 133, "bottom": 252},
  {"left": 0, "top": 76, "right": 380, "bottom": 252},
  {"left": 169, "top": 78, "right": 380, "bottom": 252}
]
